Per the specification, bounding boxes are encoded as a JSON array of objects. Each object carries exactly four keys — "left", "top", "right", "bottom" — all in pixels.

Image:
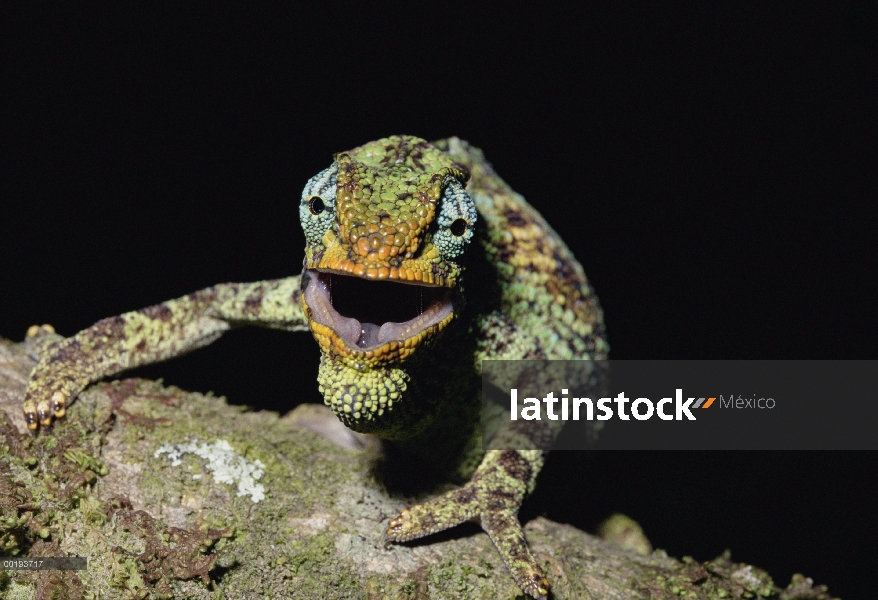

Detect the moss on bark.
[{"left": 0, "top": 338, "right": 838, "bottom": 599}]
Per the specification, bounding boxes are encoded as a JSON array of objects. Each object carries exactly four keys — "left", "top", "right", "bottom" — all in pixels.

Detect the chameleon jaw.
[{"left": 302, "top": 269, "right": 455, "bottom": 361}]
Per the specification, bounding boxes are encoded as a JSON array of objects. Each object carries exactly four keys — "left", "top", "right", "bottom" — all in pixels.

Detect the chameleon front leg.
[
  {"left": 385, "top": 449, "right": 550, "bottom": 600},
  {"left": 385, "top": 313, "right": 561, "bottom": 598},
  {"left": 22, "top": 276, "right": 306, "bottom": 430}
]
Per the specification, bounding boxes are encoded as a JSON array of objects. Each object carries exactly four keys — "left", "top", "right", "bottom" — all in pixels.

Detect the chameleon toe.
[
  {"left": 384, "top": 509, "right": 411, "bottom": 541},
  {"left": 24, "top": 411, "right": 38, "bottom": 430},
  {"left": 38, "top": 404, "right": 52, "bottom": 427},
  {"left": 22, "top": 396, "right": 38, "bottom": 429},
  {"left": 522, "top": 573, "right": 550, "bottom": 600},
  {"left": 51, "top": 391, "right": 67, "bottom": 417},
  {"left": 26, "top": 324, "right": 56, "bottom": 338},
  {"left": 385, "top": 486, "right": 481, "bottom": 543}
]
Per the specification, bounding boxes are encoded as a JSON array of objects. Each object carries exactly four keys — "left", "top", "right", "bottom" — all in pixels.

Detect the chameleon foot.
[
  {"left": 481, "top": 509, "right": 550, "bottom": 600},
  {"left": 22, "top": 389, "right": 68, "bottom": 430},
  {"left": 23, "top": 324, "right": 67, "bottom": 430},
  {"left": 385, "top": 479, "right": 549, "bottom": 599}
]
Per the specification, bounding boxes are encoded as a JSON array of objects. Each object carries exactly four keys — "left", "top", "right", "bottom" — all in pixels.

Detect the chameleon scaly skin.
[
  {"left": 22, "top": 136, "right": 607, "bottom": 599},
  {"left": 22, "top": 279, "right": 307, "bottom": 427}
]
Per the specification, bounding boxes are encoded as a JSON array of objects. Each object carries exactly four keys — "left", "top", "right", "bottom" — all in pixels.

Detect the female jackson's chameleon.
[{"left": 22, "top": 136, "right": 608, "bottom": 599}]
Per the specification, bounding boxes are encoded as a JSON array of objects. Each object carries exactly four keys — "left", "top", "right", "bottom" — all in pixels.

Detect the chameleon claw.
[
  {"left": 22, "top": 398, "right": 39, "bottom": 430},
  {"left": 510, "top": 565, "right": 550, "bottom": 599},
  {"left": 386, "top": 509, "right": 408, "bottom": 530},
  {"left": 385, "top": 509, "right": 421, "bottom": 543},
  {"left": 37, "top": 395, "right": 54, "bottom": 427},
  {"left": 521, "top": 574, "right": 550, "bottom": 600},
  {"left": 26, "top": 324, "right": 56, "bottom": 338},
  {"left": 51, "top": 391, "right": 67, "bottom": 418}
]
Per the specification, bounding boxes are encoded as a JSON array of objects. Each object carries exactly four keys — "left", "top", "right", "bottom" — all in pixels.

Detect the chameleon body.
[{"left": 22, "top": 136, "right": 608, "bottom": 599}]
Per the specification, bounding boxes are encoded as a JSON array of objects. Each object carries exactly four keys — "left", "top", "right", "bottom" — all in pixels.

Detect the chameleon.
[{"left": 21, "top": 135, "right": 608, "bottom": 599}]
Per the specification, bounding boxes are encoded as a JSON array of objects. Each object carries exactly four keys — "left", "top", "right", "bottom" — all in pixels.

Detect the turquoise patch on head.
[
  {"left": 300, "top": 165, "right": 338, "bottom": 245},
  {"left": 434, "top": 179, "right": 477, "bottom": 260}
]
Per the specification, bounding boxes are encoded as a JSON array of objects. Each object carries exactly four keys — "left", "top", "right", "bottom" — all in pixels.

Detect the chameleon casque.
[{"left": 21, "top": 136, "right": 608, "bottom": 599}]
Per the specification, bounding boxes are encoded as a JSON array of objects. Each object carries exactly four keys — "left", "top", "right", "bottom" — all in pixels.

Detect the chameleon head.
[{"left": 298, "top": 136, "right": 477, "bottom": 434}]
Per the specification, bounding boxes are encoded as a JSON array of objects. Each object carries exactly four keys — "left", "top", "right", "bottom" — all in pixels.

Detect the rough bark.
[{"left": 0, "top": 338, "right": 837, "bottom": 599}]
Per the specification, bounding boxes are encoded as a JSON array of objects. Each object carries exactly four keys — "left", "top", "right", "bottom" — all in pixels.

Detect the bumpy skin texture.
[{"left": 22, "top": 136, "right": 607, "bottom": 599}]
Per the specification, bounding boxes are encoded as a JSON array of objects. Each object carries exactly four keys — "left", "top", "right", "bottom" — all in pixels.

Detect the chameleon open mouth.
[{"left": 303, "top": 270, "right": 453, "bottom": 352}]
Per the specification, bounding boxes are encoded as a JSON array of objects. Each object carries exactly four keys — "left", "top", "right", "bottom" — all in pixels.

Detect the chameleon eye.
[
  {"left": 433, "top": 178, "right": 477, "bottom": 260},
  {"left": 308, "top": 196, "right": 325, "bottom": 215},
  {"left": 450, "top": 218, "right": 467, "bottom": 237}
]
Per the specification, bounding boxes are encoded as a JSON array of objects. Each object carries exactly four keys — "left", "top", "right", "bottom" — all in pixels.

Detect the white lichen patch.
[
  {"left": 286, "top": 511, "right": 333, "bottom": 535},
  {"left": 731, "top": 564, "right": 763, "bottom": 588},
  {"left": 154, "top": 439, "right": 266, "bottom": 502}
]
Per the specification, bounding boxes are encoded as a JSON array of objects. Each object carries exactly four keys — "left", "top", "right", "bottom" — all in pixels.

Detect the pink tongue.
[
  {"left": 378, "top": 321, "right": 406, "bottom": 344},
  {"left": 335, "top": 316, "right": 361, "bottom": 347}
]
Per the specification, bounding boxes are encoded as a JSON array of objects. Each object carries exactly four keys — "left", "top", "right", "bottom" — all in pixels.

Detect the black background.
[{"left": 2, "top": 4, "right": 875, "bottom": 598}]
